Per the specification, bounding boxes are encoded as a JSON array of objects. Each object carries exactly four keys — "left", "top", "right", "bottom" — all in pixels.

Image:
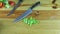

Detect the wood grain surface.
[{"left": 0, "top": 10, "right": 60, "bottom": 20}]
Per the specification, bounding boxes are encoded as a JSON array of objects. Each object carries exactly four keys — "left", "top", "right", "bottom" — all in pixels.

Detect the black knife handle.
[
  {"left": 31, "top": 1, "right": 40, "bottom": 9},
  {"left": 19, "top": 0, "right": 23, "bottom": 2}
]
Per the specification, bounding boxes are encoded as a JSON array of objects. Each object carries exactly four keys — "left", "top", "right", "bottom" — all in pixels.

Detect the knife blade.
[
  {"left": 14, "top": 1, "right": 40, "bottom": 23},
  {"left": 7, "top": 0, "right": 23, "bottom": 16}
]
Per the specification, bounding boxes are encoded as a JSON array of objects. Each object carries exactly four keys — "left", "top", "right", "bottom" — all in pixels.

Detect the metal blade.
[
  {"left": 7, "top": 0, "right": 22, "bottom": 16},
  {"left": 14, "top": 9, "right": 32, "bottom": 23}
]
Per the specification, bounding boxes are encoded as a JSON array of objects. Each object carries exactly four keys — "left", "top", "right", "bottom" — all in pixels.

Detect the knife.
[
  {"left": 7, "top": 0, "right": 23, "bottom": 16},
  {"left": 14, "top": 1, "right": 40, "bottom": 23}
]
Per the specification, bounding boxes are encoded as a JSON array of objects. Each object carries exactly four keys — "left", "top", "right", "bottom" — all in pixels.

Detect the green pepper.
[
  {"left": 3, "top": 0, "right": 10, "bottom": 8},
  {"left": 23, "top": 18, "right": 28, "bottom": 24},
  {"left": 0, "top": 0, "right": 3, "bottom": 2},
  {"left": 23, "top": 17, "right": 39, "bottom": 26}
]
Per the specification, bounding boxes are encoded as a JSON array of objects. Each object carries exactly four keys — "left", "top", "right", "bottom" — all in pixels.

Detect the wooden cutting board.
[{"left": 0, "top": 10, "right": 60, "bottom": 34}]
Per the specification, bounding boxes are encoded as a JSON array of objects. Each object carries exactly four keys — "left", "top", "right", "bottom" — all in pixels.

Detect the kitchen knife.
[
  {"left": 14, "top": 1, "right": 40, "bottom": 23},
  {"left": 7, "top": 0, "right": 23, "bottom": 16}
]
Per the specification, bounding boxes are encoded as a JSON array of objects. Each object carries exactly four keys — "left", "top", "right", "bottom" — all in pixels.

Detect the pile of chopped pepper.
[{"left": 23, "top": 17, "right": 39, "bottom": 26}]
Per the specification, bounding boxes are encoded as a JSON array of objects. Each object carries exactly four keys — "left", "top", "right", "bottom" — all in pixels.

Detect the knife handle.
[
  {"left": 19, "top": 0, "right": 23, "bottom": 2},
  {"left": 31, "top": 1, "right": 40, "bottom": 9}
]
